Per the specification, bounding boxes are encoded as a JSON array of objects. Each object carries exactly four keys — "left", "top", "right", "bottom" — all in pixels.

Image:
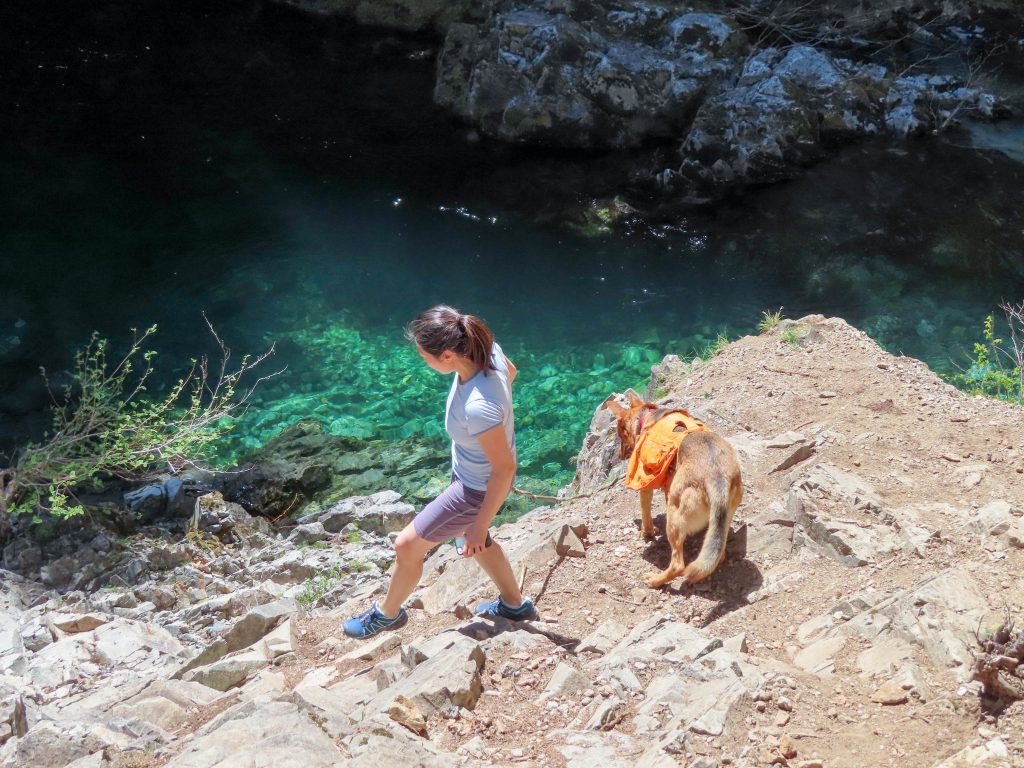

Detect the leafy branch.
[
  {"left": 950, "top": 301, "right": 1024, "bottom": 404},
  {"left": 0, "top": 315, "right": 283, "bottom": 539}
]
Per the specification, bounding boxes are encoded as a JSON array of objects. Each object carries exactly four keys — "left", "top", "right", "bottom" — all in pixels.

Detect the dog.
[{"left": 606, "top": 390, "right": 743, "bottom": 589}]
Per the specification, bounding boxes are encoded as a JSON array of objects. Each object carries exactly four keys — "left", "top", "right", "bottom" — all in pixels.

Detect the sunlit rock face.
[
  {"left": 432, "top": 4, "right": 1003, "bottom": 193},
  {"left": 270, "top": 0, "right": 1011, "bottom": 198},
  {"left": 669, "top": 45, "right": 1003, "bottom": 195},
  {"left": 435, "top": 8, "right": 748, "bottom": 150}
]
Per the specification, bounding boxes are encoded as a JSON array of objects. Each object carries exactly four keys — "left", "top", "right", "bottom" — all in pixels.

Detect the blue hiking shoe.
[
  {"left": 342, "top": 602, "right": 408, "bottom": 639},
  {"left": 473, "top": 596, "right": 537, "bottom": 621}
]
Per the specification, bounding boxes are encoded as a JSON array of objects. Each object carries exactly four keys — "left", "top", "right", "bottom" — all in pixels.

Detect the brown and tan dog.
[{"left": 607, "top": 390, "right": 743, "bottom": 588}]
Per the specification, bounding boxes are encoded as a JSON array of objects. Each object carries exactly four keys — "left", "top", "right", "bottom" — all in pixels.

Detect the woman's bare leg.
[
  {"left": 473, "top": 539, "right": 523, "bottom": 606},
  {"left": 378, "top": 522, "right": 437, "bottom": 617}
]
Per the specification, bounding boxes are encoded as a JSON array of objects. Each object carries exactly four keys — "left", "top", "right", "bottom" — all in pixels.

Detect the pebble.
[
  {"left": 871, "top": 682, "right": 908, "bottom": 705},
  {"left": 780, "top": 734, "right": 798, "bottom": 759}
]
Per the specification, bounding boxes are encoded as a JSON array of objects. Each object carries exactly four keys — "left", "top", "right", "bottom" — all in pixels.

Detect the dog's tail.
[{"left": 681, "top": 474, "right": 735, "bottom": 584}]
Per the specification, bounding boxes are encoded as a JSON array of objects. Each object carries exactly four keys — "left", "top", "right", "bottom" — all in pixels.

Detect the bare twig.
[
  {"left": 512, "top": 470, "right": 621, "bottom": 505},
  {"left": 999, "top": 299, "right": 1024, "bottom": 392},
  {"left": 936, "top": 44, "right": 1005, "bottom": 132}
]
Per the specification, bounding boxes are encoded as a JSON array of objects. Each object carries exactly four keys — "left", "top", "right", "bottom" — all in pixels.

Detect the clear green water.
[{"left": 2, "top": 0, "right": 1023, "bottom": 504}]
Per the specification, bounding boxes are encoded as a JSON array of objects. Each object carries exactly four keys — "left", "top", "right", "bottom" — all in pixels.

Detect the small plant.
[
  {"left": 781, "top": 327, "right": 800, "bottom": 347},
  {"left": 112, "top": 749, "right": 155, "bottom": 768},
  {"left": 296, "top": 562, "right": 370, "bottom": 607},
  {"left": 758, "top": 307, "right": 785, "bottom": 334},
  {"left": 184, "top": 527, "right": 226, "bottom": 556},
  {"left": 699, "top": 333, "right": 731, "bottom": 360},
  {"left": 344, "top": 530, "right": 363, "bottom": 544},
  {"left": 950, "top": 304, "right": 1024, "bottom": 404}
]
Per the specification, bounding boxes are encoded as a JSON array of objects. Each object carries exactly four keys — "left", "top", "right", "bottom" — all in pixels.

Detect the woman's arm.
[
  {"left": 506, "top": 357, "right": 517, "bottom": 386},
  {"left": 462, "top": 424, "right": 516, "bottom": 557}
]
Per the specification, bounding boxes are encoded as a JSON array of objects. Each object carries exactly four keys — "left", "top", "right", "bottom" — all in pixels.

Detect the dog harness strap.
[
  {"left": 635, "top": 404, "right": 657, "bottom": 436},
  {"left": 625, "top": 410, "right": 708, "bottom": 491}
]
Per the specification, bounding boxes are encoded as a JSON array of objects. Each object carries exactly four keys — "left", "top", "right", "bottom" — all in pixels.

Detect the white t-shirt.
[{"left": 444, "top": 342, "right": 516, "bottom": 491}]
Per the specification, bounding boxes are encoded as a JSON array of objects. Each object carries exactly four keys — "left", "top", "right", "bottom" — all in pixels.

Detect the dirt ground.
[{"left": 288, "top": 315, "right": 1024, "bottom": 767}]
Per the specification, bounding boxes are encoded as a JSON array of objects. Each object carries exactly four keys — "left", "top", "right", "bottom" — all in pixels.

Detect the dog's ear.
[
  {"left": 625, "top": 388, "right": 646, "bottom": 408},
  {"left": 603, "top": 395, "right": 625, "bottom": 417}
]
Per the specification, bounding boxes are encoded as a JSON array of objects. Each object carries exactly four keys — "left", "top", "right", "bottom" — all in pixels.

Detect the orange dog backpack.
[{"left": 625, "top": 410, "right": 708, "bottom": 491}]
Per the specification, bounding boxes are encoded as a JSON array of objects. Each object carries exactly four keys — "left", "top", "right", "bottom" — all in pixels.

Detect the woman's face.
[{"left": 416, "top": 345, "right": 456, "bottom": 374}]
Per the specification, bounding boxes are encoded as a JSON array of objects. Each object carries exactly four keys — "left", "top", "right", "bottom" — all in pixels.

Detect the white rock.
[
  {"left": 577, "top": 619, "right": 628, "bottom": 656},
  {"left": 164, "top": 700, "right": 344, "bottom": 767},
  {"left": 540, "top": 663, "right": 591, "bottom": 701}
]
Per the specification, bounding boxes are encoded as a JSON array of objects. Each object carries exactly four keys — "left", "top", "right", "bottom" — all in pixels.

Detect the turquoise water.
[
  {"left": 6, "top": 139, "right": 1023, "bottom": 496},
  {"left": 2, "top": 0, "right": 1023, "bottom": 501}
]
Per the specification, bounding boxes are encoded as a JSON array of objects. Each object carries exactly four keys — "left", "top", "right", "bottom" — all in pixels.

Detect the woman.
[{"left": 343, "top": 305, "right": 535, "bottom": 639}]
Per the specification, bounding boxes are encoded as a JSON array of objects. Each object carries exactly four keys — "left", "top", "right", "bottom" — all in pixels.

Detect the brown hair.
[{"left": 406, "top": 305, "right": 496, "bottom": 374}]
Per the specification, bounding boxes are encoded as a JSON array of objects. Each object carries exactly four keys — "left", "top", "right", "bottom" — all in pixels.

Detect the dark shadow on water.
[{"left": 637, "top": 514, "right": 763, "bottom": 626}]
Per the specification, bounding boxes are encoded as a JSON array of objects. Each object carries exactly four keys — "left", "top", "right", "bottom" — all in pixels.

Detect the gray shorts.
[{"left": 413, "top": 475, "right": 487, "bottom": 544}]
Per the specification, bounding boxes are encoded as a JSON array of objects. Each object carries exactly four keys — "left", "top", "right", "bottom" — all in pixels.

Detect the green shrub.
[
  {"left": 0, "top": 319, "right": 276, "bottom": 538},
  {"left": 950, "top": 307, "right": 1024, "bottom": 404}
]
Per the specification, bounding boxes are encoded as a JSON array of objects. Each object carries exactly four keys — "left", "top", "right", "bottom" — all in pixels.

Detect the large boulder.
[
  {"left": 5, "top": 720, "right": 128, "bottom": 768},
  {"left": 357, "top": 632, "right": 485, "bottom": 717},
  {"left": 222, "top": 598, "right": 304, "bottom": 653},
  {"left": 164, "top": 700, "right": 346, "bottom": 767},
  {"left": 570, "top": 395, "right": 624, "bottom": 495},
  {"left": 435, "top": 7, "right": 747, "bottom": 149},
  {"left": 312, "top": 490, "right": 417, "bottom": 536},
  {"left": 111, "top": 680, "right": 225, "bottom": 732},
  {"left": 673, "top": 44, "right": 1001, "bottom": 195}
]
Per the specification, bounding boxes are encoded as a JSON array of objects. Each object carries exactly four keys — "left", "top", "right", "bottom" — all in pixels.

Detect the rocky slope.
[{"left": 2, "top": 315, "right": 1024, "bottom": 768}]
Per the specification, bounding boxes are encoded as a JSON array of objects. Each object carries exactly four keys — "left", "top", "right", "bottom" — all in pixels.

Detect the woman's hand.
[{"left": 462, "top": 524, "right": 490, "bottom": 557}]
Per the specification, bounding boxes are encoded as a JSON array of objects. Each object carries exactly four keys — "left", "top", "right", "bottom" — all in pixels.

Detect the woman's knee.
[{"left": 393, "top": 525, "right": 431, "bottom": 562}]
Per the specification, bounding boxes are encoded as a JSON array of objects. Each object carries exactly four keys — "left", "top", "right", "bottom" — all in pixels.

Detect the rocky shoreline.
[{"left": 2, "top": 315, "right": 1023, "bottom": 767}]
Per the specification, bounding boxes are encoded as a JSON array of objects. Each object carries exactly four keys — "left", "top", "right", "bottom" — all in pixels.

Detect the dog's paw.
[
  {"left": 640, "top": 528, "right": 657, "bottom": 541},
  {"left": 645, "top": 573, "right": 666, "bottom": 589}
]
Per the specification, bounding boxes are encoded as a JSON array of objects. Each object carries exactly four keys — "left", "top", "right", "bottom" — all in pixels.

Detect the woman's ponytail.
[{"left": 460, "top": 313, "right": 495, "bottom": 373}]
